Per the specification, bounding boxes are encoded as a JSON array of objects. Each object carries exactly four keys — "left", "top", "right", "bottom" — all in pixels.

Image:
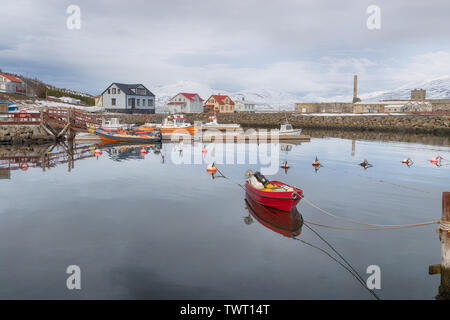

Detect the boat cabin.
[
  {"left": 163, "top": 114, "right": 190, "bottom": 127},
  {"left": 281, "top": 123, "right": 293, "bottom": 131}
]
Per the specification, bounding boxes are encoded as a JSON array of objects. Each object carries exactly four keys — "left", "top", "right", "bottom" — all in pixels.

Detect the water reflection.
[
  {"left": 244, "top": 193, "right": 303, "bottom": 238},
  {"left": 99, "top": 142, "right": 162, "bottom": 162},
  {"left": 0, "top": 142, "right": 96, "bottom": 173}
]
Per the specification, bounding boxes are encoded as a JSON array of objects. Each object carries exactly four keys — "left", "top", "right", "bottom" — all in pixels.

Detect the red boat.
[
  {"left": 245, "top": 193, "right": 303, "bottom": 238},
  {"left": 245, "top": 180, "right": 303, "bottom": 212}
]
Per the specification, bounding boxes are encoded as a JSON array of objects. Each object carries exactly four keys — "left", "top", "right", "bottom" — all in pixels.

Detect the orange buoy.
[
  {"left": 140, "top": 148, "right": 147, "bottom": 154},
  {"left": 19, "top": 162, "right": 29, "bottom": 171},
  {"left": 312, "top": 156, "right": 320, "bottom": 166},
  {"left": 202, "top": 147, "right": 207, "bottom": 154},
  {"left": 94, "top": 149, "right": 102, "bottom": 156},
  {"left": 206, "top": 163, "right": 217, "bottom": 173},
  {"left": 430, "top": 157, "right": 439, "bottom": 164}
]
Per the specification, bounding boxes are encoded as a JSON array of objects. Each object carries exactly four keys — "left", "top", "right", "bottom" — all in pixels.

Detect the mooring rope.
[
  {"left": 439, "top": 221, "right": 450, "bottom": 232},
  {"left": 302, "top": 198, "right": 440, "bottom": 229},
  {"left": 296, "top": 223, "right": 380, "bottom": 300},
  {"left": 212, "top": 165, "right": 440, "bottom": 230}
]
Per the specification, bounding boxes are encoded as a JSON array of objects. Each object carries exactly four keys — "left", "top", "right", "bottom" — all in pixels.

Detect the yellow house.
[{"left": 204, "top": 94, "right": 235, "bottom": 113}]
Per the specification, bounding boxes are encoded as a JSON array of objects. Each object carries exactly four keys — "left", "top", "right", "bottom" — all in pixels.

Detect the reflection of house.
[
  {"left": 234, "top": 98, "right": 256, "bottom": 113},
  {"left": 204, "top": 95, "right": 235, "bottom": 113},
  {"left": 0, "top": 74, "right": 25, "bottom": 95},
  {"left": 101, "top": 83, "right": 155, "bottom": 114},
  {"left": 167, "top": 93, "right": 204, "bottom": 113}
]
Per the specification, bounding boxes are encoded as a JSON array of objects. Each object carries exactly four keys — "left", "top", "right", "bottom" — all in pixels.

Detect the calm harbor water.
[{"left": 0, "top": 133, "right": 449, "bottom": 299}]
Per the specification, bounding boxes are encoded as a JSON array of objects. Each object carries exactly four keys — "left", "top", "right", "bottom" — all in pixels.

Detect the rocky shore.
[{"left": 105, "top": 113, "right": 450, "bottom": 135}]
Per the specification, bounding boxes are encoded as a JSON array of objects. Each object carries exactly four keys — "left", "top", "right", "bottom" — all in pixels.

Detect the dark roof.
[{"left": 102, "top": 83, "right": 155, "bottom": 97}]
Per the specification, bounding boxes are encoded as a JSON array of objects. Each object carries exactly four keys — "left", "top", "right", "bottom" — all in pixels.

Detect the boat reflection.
[
  {"left": 99, "top": 142, "right": 162, "bottom": 162},
  {"left": 244, "top": 193, "right": 303, "bottom": 238}
]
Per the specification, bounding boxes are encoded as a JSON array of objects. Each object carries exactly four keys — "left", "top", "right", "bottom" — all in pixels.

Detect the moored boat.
[
  {"left": 95, "top": 128, "right": 161, "bottom": 143},
  {"left": 202, "top": 115, "right": 240, "bottom": 130},
  {"left": 138, "top": 114, "right": 198, "bottom": 135},
  {"left": 244, "top": 171, "right": 303, "bottom": 212}
]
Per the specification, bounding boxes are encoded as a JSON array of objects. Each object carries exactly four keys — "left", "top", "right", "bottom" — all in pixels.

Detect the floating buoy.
[
  {"left": 206, "top": 163, "right": 217, "bottom": 173},
  {"left": 281, "top": 161, "right": 290, "bottom": 169},
  {"left": 312, "top": 156, "right": 320, "bottom": 166},
  {"left": 202, "top": 147, "right": 207, "bottom": 154},
  {"left": 140, "top": 148, "right": 147, "bottom": 155},
  {"left": 94, "top": 149, "right": 102, "bottom": 156},
  {"left": 430, "top": 157, "right": 438, "bottom": 163},
  {"left": 402, "top": 158, "right": 413, "bottom": 166},
  {"left": 19, "top": 162, "right": 29, "bottom": 171}
]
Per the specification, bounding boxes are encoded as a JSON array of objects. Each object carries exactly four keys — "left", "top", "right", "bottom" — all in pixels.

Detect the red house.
[{"left": 0, "top": 74, "right": 25, "bottom": 95}]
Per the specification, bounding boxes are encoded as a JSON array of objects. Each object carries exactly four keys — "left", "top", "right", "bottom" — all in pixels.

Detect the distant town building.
[
  {"left": 0, "top": 74, "right": 25, "bottom": 95},
  {"left": 234, "top": 97, "right": 255, "bottom": 113},
  {"left": 204, "top": 94, "right": 235, "bottom": 113},
  {"left": 295, "top": 102, "right": 353, "bottom": 113},
  {"left": 167, "top": 93, "right": 204, "bottom": 113},
  {"left": 411, "top": 89, "right": 426, "bottom": 101},
  {"left": 101, "top": 83, "right": 155, "bottom": 113}
]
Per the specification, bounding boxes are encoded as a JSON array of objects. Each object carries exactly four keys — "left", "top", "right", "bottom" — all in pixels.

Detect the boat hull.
[
  {"left": 95, "top": 129, "right": 161, "bottom": 143},
  {"left": 245, "top": 180, "right": 303, "bottom": 212},
  {"left": 138, "top": 125, "right": 198, "bottom": 135}
]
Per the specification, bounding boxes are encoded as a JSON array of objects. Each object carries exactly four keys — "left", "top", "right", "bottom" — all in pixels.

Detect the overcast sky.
[{"left": 1, "top": 0, "right": 449, "bottom": 97}]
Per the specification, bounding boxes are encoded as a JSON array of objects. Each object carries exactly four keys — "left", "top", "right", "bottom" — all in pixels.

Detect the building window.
[
  {"left": 111, "top": 98, "right": 116, "bottom": 106},
  {"left": 128, "top": 98, "right": 132, "bottom": 106},
  {"left": 142, "top": 99, "right": 146, "bottom": 106},
  {"left": 118, "top": 89, "right": 120, "bottom": 94},
  {"left": 108, "top": 89, "right": 111, "bottom": 94},
  {"left": 137, "top": 99, "right": 140, "bottom": 106},
  {"left": 112, "top": 88, "right": 116, "bottom": 94}
]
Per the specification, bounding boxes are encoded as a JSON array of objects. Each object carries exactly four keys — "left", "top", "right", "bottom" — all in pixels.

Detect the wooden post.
[
  {"left": 443, "top": 192, "right": 450, "bottom": 224},
  {"left": 438, "top": 192, "right": 450, "bottom": 300}
]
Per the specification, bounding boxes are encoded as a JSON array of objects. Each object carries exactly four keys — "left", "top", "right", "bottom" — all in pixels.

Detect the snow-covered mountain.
[
  {"left": 150, "top": 76, "right": 450, "bottom": 111},
  {"left": 360, "top": 76, "right": 450, "bottom": 101},
  {"left": 150, "top": 80, "right": 298, "bottom": 111}
]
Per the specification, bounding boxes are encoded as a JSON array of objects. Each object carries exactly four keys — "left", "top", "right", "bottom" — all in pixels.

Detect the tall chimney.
[{"left": 352, "top": 75, "right": 361, "bottom": 103}]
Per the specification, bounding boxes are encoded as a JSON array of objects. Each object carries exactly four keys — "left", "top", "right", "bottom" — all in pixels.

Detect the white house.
[
  {"left": 0, "top": 74, "right": 25, "bottom": 95},
  {"left": 166, "top": 93, "right": 204, "bottom": 113},
  {"left": 101, "top": 83, "right": 155, "bottom": 113},
  {"left": 234, "top": 97, "right": 256, "bottom": 113}
]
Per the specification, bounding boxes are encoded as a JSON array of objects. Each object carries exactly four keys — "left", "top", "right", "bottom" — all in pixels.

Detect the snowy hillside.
[
  {"left": 150, "top": 80, "right": 298, "bottom": 111},
  {"left": 150, "top": 76, "right": 450, "bottom": 111},
  {"left": 360, "top": 76, "right": 450, "bottom": 101}
]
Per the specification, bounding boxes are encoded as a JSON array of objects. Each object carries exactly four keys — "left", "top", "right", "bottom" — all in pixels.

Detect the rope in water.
[
  {"left": 212, "top": 165, "right": 440, "bottom": 230},
  {"left": 297, "top": 223, "right": 380, "bottom": 300},
  {"left": 302, "top": 198, "right": 440, "bottom": 229}
]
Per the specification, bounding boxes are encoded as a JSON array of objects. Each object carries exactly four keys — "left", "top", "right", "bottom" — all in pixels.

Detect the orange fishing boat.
[{"left": 138, "top": 114, "right": 198, "bottom": 135}]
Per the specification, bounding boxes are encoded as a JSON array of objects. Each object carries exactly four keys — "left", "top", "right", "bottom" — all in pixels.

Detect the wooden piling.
[{"left": 443, "top": 192, "right": 450, "bottom": 223}]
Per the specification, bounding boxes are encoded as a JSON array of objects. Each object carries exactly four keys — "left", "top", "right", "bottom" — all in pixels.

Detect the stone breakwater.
[
  {"left": 105, "top": 113, "right": 450, "bottom": 135},
  {"left": 0, "top": 125, "right": 55, "bottom": 144}
]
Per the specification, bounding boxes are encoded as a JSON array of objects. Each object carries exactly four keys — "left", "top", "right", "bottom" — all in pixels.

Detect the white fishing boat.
[
  {"left": 100, "top": 118, "right": 130, "bottom": 131},
  {"left": 279, "top": 122, "right": 302, "bottom": 136},
  {"left": 202, "top": 115, "right": 240, "bottom": 130}
]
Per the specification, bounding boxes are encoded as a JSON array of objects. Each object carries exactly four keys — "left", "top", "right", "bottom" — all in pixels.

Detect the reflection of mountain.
[
  {"left": 244, "top": 193, "right": 303, "bottom": 238},
  {"left": 102, "top": 143, "right": 162, "bottom": 162}
]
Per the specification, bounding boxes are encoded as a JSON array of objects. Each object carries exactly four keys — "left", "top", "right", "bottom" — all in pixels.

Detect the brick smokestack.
[{"left": 352, "top": 75, "right": 361, "bottom": 103}]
